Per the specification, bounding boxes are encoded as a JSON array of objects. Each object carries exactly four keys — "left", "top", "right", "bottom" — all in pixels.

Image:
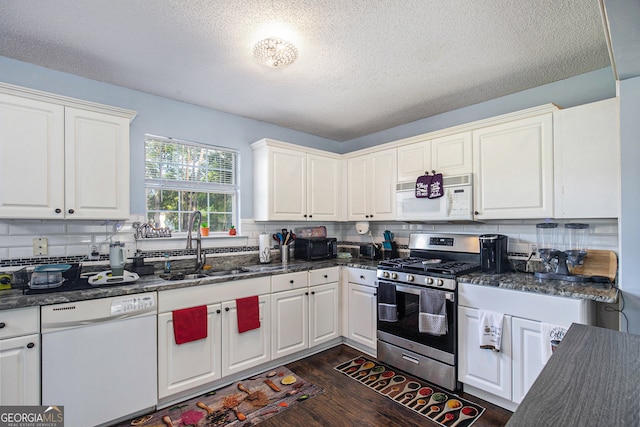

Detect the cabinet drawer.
[
  {"left": 347, "top": 268, "right": 377, "bottom": 286},
  {"left": 159, "top": 278, "right": 269, "bottom": 312},
  {"left": 271, "top": 271, "right": 308, "bottom": 293},
  {"left": 309, "top": 267, "right": 339, "bottom": 286},
  {"left": 0, "top": 307, "right": 39, "bottom": 339}
]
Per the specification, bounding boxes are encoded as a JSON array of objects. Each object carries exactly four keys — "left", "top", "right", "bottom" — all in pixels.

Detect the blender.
[
  {"left": 109, "top": 241, "right": 126, "bottom": 277},
  {"left": 534, "top": 223, "right": 590, "bottom": 282}
]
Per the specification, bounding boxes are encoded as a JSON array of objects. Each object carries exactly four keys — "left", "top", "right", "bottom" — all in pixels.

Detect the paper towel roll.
[{"left": 259, "top": 233, "right": 271, "bottom": 263}]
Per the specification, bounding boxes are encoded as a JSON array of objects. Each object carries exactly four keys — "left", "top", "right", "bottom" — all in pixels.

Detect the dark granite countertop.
[
  {"left": 506, "top": 324, "right": 640, "bottom": 426},
  {"left": 459, "top": 271, "right": 618, "bottom": 303},
  {"left": 0, "top": 259, "right": 379, "bottom": 311}
]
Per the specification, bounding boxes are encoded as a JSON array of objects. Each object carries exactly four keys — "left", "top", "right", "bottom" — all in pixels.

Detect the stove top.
[{"left": 378, "top": 257, "right": 480, "bottom": 277}]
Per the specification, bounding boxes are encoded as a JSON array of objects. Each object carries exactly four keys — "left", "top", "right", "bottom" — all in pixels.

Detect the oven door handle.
[{"left": 393, "top": 284, "right": 455, "bottom": 302}]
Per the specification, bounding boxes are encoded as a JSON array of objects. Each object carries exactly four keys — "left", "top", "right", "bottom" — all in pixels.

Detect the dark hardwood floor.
[{"left": 260, "top": 344, "right": 512, "bottom": 427}]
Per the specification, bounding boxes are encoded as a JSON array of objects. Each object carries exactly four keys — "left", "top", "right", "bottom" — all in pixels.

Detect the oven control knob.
[
  {"left": 425, "top": 277, "right": 434, "bottom": 285},
  {"left": 436, "top": 279, "right": 444, "bottom": 287},
  {"left": 406, "top": 274, "right": 414, "bottom": 282},
  {"left": 383, "top": 271, "right": 390, "bottom": 278},
  {"left": 391, "top": 273, "right": 398, "bottom": 280}
]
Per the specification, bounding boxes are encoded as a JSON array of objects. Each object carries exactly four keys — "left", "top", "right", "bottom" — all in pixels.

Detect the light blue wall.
[
  {"left": 0, "top": 56, "right": 341, "bottom": 217},
  {"left": 341, "top": 67, "right": 617, "bottom": 152},
  {"left": 619, "top": 75, "right": 640, "bottom": 334}
]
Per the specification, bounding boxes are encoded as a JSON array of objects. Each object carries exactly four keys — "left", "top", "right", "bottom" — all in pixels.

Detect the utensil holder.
[{"left": 280, "top": 244, "right": 290, "bottom": 263}]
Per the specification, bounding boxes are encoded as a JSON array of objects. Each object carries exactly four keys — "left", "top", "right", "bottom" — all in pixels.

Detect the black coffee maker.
[{"left": 479, "top": 234, "right": 510, "bottom": 273}]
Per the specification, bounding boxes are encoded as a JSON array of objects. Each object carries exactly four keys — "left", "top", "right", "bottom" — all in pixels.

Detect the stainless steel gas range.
[{"left": 376, "top": 233, "right": 480, "bottom": 391}]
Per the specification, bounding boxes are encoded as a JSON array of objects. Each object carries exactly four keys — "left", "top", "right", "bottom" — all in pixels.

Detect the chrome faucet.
[{"left": 186, "top": 210, "right": 206, "bottom": 271}]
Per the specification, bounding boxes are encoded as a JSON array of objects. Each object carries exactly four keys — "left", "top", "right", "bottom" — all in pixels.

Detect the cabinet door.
[
  {"left": 307, "top": 153, "right": 340, "bottom": 221},
  {"left": 511, "top": 317, "right": 545, "bottom": 404},
  {"left": 0, "top": 334, "right": 40, "bottom": 405},
  {"left": 397, "top": 140, "right": 430, "bottom": 182},
  {"left": 309, "top": 282, "right": 339, "bottom": 347},
  {"left": 473, "top": 114, "right": 553, "bottom": 219},
  {"left": 271, "top": 289, "right": 309, "bottom": 359},
  {"left": 370, "top": 149, "right": 397, "bottom": 220},
  {"left": 0, "top": 94, "right": 65, "bottom": 219},
  {"left": 458, "top": 306, "right": 512, "bottom": 400},
  {"left": 553, "top": 98, "right": 620, "bottom": 218},
  {"left": 157, "top": 304, "right": 222, "bottom": 399},
  {"left": 347, "top": 283, "right": 377, "bottom": 350},
  {"left": 346, "top": 156, "right": 370, "bottom": 220},
  {"left": 65, "top": 107, "right": 130, "bottom": 219},
  {"left": 221, "top": 295, "right": 271, "bottom": 377},
  {"left": 431, "top": 131, "right": 472, "bottom": 175},
  {"left": 269, "top": 147, "right": 306, "bottom": 220}
]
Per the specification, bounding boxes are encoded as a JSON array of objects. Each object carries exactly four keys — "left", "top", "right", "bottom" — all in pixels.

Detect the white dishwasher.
[{"left": 41, "top": 293, "right": 157, "bottom": 427}]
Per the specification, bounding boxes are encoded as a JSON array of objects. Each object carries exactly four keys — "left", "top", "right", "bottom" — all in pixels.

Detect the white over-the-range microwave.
[{"left": 396, "top": 174, "right": 473, "bottom": 222}]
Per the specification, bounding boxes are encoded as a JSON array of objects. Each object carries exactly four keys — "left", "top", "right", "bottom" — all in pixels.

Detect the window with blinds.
[{"left": 145, "top": 135, "right": 239, "bottom": 233}]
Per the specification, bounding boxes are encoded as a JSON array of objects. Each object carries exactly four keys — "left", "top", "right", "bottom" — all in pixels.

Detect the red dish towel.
[
  {"left": 236, "top": 295, "right": 260, "bottom": 333},
  {"left": 172, "top": 305, "right": 208, "bottom": 345}
]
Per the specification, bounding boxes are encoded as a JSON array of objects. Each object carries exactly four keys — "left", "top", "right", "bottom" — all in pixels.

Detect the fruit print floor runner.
[
  {"left": 113, "top": 366, "right": 322, "bottom": 426},
  {"left": 334, "top": 356, "right": 485, "bottom": 427}
]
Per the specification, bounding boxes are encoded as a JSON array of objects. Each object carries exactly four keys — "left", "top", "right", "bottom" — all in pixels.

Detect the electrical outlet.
[
  {"left": 89, "top": 245, "right": 100, "bottom": 261},
  {"left": 33, "top": 237, "right": 48, "bottom": 256}
]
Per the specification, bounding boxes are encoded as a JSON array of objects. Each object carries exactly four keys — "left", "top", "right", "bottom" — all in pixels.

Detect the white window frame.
[{"left": 144, "top": 134, "right": 240, "bottom": 235}]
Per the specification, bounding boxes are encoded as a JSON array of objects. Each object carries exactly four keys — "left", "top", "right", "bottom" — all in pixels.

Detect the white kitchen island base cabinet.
[
  {"left": 158, "top": 304, "right": 222, "bottom": 399},
  {"left": 221, "top": 296, "right": 271, "bottom": 378},
  {"left": 458, "top": 283, "right": 593, "bottom": 411}
]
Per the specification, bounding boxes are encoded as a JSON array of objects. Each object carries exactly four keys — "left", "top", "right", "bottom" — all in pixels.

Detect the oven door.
[{"left": 377, "top": 281, "right": 456, "bottom": 356}]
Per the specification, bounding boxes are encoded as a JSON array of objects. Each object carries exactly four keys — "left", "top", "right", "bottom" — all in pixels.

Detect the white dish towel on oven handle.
[
  {"left": 418, "top": 289, "right": 447, "bottom": 335},
  {"left": 479, "top": 310, "right": 504, "bottom": 352}
]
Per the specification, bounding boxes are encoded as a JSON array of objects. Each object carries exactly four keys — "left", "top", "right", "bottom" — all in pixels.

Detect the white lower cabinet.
[
  {"left": 511, "top": 317, "right": 545, "bottom": 404},
  {"left": 221, "top": 295, "right": 271, "bottom": 378},
  {"left": 271, "top": 268, "right": 340, "bottom": 359},
  {"left": 0, "top": 334, "right": 40, "bottom": 405},
  {"left": 271, "top": 288, "right": 309, "bottom": 359},
  {"left": 157, "top": 277, "right": 270, "bottom": 400},
  {"left": 157, "top": 304, "right": 222, "bottom": 399},
  {"left": 0, "top": 307, "right": 40, "bottom": 405},
  {"left": 309, "top": 281, "right": 340, "bottom": 347},
  {"left": 347, "top": 282, "right": 377, "bottom": 351},
  {"left": 458, "top": 283, "right": 593, "bottom": 411},
  {"left": 458, "top": 306, "right": 512, "bottom": 400}
]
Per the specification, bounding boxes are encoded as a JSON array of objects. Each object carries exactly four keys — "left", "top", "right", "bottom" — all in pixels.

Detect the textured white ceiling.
[{"left": 0, "top": 0, "right": 610, "bottom": 141}]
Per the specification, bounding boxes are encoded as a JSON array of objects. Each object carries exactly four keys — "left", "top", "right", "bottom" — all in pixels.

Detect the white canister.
[{"left": 259, "top": 233, "right": 271, "bottom": 263}]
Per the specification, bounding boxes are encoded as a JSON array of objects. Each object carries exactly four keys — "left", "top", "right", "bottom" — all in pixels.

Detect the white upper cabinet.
[
  {"left": 347, "top": 148, "right": 396, "bottom": 221},
  {"left": 0, "top": 84, "right": 135, "bottom": 220},
  {"left": 397, "top": 139, "right": 429, "bottom": 182},
  {"left": 64, "top": 107, "right": 131, "bottom": 219},
  {"left": 252, "top": 139, "right": 340, "bottom": 221},
  {"left": 473, "top": 113, "right": 554, "bottom": 219},
  {"left": 0, "top": 94, "right": 65, "bottom": 219},
  {"left": 396, "top": 132, "right": 471, "bottom": 183},
  {"left": 431, "top": 131, "right": 472, "bottom": 175},
  {"left": 553, "top": 98, "right": 620, "bottom": 218}
]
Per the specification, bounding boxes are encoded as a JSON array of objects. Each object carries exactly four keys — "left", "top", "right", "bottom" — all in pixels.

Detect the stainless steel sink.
[{"left": 159, "top": 268, "right": 247, "bottom": 280}]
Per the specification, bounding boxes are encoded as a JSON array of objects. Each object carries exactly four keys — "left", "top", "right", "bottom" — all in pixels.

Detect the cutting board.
[{"left": 569, "top": 249, "right": 617, "bottom": 282}]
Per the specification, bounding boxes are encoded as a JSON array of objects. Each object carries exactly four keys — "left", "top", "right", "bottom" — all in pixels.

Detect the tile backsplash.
[{"left": 0, "top": 215, "right": 619, "bottom": 271}]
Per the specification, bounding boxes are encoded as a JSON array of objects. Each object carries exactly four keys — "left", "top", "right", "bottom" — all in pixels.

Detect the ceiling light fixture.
[{"left": 253, "top": 37, "right": 298, "bottom": 68}]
